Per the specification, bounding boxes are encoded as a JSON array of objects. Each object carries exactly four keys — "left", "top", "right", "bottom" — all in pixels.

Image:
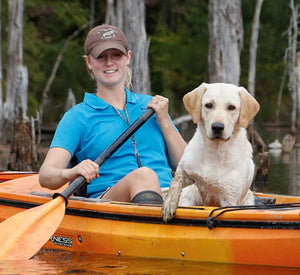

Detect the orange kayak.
[{"left": 0, "top": 171, "right": 300, "bottom": 268}]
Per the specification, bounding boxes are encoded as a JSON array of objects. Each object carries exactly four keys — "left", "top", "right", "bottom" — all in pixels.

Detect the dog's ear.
[
  {"left": 238, "top": 87, "right": 260, "bottom": 128},
  {"left": 183, "top": 83, "right": 207, "bottom": 123}
]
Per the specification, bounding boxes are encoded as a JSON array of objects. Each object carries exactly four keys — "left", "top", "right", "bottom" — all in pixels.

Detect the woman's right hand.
[
  {"left": 39, "top": 148, "right": 99, "bottom": 189},
  {"left": 69, "top": 159, "right": 99, "bottom": 183}
]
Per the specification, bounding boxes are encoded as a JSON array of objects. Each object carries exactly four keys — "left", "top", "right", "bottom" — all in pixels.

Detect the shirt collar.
[
  {"left": 84, "top": 88, "right": 137, "bottom": 110},
  {"left": 125, "top": 88, "right": 138, "bottom": 104}
]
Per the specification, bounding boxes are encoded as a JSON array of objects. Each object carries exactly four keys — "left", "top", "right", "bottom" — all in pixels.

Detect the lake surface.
[
  {"left": 1, "top": 125, "right": 300, "bottom": 273},
  {"left": 252, "top": 147, "right": 300, "bottom": 196},
  {"left": 1, "top": 249, "right": 300, "bottom": 275}
]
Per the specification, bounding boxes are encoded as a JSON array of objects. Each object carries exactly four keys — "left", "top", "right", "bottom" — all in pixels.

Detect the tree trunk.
[
  {"left": 287, "top": 0, "right": 298, "bottom": 133},
  {"left": 4, "top": 0, "right": 26, "bottom": 121},
  {"left": 0, "top": 0, "right": 28, "bottom": 143},
  {"left": 2, "top": 0, "right": 40, "bottom": 171},
  {"left": 64, "top": 88, "right": 76, "bottom": 112},
  {"left": 90, "top": 0, "right": 95, "bottom": 27},
  {"left": 297, "top": 53, "right": 300, "bottom": 128},
  {"left": 106, "top": 0, "right": 116, "bottom": 24},
  {"left": 0, "top": 0, "right": 3, "bottom": 123},
  {"left": 247, "top": 0, "right": 264, "bottom": 140},
  {"left": 106, "top": 0, "right": 150, "bottom": 94},
  {"left": 7, "top": 112, "right": 39, "bottom": 171},
  {"left": 116, "top": 0, "right": 124, "bottom": 29},
  {"left": 248, "top": 0, "right": 264, "bottom": 97},
  {"left": 208, "top": 0, "right": 243, "bottom": 85}
]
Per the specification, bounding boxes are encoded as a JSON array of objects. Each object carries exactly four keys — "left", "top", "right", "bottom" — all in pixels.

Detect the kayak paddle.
[{"left": 0, "top": 108, "right": 155, "bottom": 260}]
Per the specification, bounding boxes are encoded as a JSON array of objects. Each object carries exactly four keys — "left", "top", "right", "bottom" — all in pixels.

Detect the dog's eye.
[
  {"left": 205, "top": 103, "right": 213, "bottom": 109},
  {"left": 228, "top": 105, "right": 236, "bottom": 111}
]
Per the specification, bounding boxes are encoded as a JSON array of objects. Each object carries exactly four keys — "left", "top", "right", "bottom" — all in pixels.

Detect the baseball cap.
[{"left": 84, "top": 24, "right": 129, "bottom": 58}]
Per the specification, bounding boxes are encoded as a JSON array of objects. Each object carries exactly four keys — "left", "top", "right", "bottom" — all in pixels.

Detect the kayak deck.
[{"left": 1, "top": 172, "right": 300, "bottom": 267}]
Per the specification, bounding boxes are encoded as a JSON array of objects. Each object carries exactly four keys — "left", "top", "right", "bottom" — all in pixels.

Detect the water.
[
  {"left": 1, "top": 127, "right": 300, "bottom": 273},
  {"left": 1, "top": 250, "right": 299, "bottom": 275},
  {"left": 252, "top": 148, "right": 300, "bottom": 196}
]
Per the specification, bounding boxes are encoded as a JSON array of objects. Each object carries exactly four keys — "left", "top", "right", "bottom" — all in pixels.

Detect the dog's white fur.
[{"left": 162, "top": 83, "right": 260, "bottom": 223}]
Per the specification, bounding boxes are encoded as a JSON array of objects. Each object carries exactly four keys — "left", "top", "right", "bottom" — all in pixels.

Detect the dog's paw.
[{"left": 162, "top": 195, "right": 178, "bottom": 223}]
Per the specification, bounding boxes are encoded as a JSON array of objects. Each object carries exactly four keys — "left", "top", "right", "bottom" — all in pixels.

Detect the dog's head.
[{"left": 183, "top": 83, "right": 260, "bottom": 141}]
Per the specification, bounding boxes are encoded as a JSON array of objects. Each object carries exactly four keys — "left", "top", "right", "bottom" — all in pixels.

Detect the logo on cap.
[{"left": 97, "top": 28, "right": 118, "bottom": 40}]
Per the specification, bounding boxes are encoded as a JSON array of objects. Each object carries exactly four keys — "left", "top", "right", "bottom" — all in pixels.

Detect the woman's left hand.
[
  {"left": 147, "top": 95, "right": 170, "bottom": 127},
  {"left": 147, "top": 95, "right": 187, "bottom": 169}
]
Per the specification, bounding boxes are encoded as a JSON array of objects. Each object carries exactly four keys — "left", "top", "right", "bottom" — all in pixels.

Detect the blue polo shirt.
[{"left": 50, "top": 89, "right": 175, "bottom": 197}]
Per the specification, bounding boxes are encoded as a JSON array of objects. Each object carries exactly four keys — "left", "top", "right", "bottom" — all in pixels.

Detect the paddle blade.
[{"left": 0, "top": 196, "right": 65, "bottom": 260}]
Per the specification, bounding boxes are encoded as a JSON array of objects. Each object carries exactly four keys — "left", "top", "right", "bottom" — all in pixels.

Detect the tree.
[
  {"left": 285, "top": 0, "right": 299, "bottom": 133},
  {"left": 208, "top": 0, "right": 243, "bottom": 85},
  {"left": 0, "top": 0, "right": 2, "bottom": 124},
  {"left": 0, "top": 0, "right": 41, "bottom": 171},
  {"left": 1, "top": 0, "right": 28, "bottom": 142},
  {"left": 106, "top": 0, "right": 150, "bottom": 94},
  {"left": 247, "top": 0, "right": 265, "bottom": 149},
  {"left": 248, "top": 0, "right": 264, "bottom": 97}
]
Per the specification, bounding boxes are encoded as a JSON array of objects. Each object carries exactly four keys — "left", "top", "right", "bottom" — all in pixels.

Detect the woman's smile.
[{"left": 104, "top": 69, "right": 117, "bottom": 74}]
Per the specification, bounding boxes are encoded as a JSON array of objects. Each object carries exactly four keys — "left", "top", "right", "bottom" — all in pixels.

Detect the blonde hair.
[{"left": 124, "top": 66, "right": 132, "bottom": 89}]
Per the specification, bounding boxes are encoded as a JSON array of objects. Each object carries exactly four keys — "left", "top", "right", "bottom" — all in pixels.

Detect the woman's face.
[{"left": 85, "top": 48, "right": 131, "bottom": 88}]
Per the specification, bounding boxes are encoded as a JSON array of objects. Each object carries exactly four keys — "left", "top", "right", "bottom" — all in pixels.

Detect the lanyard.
[{"left": 113, "top": 105, "right": 143, "bottom": 167}]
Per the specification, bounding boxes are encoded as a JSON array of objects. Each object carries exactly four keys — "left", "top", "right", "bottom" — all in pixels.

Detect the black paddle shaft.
[{"left": 53, "top": 108, "right": 155, "bottom": 204}]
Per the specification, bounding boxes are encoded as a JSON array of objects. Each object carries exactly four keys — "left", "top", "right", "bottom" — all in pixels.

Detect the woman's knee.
[
  {"left": 132, "top": 167, "right": 158, "bottom": 181},
  {"left": 128, "top": 167, "right": 160, "bottom": 192},
  {"left": 129, "top": 167, "right": 163, "bottom": 203}
]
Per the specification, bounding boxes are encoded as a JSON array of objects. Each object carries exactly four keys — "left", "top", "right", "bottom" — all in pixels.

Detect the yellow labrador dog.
[{"left": 162, "top": 83, "right": 260, "bottom": 223}]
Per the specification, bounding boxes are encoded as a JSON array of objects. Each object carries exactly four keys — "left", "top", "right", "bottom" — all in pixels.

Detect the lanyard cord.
[{"left": 113, "top": 105, "right": 143, "bottom": 168}]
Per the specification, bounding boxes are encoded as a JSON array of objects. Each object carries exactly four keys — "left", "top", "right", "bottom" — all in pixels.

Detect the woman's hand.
[
  {"left": 39, "top": 147, "right": 100, "bottom": 190},
  {"left": 147, "top": 95, "right": 187, "bottom": 170},
  {"left": 69, "top": 159, "right": 99, "bottom": 183},
  {"left": 147, "top": 95, "right": 170, "bottom": 128}
]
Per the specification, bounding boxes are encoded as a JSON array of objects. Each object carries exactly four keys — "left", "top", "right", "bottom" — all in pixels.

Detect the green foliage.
[
  {"left": 148, "top": 0, "right": 208, "bottom": 117},
  {"left": 0, "top": 0, "right": 294, "bottom": 122}
]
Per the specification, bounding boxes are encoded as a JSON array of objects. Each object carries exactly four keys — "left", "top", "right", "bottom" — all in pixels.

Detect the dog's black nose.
[{"left": 211, "top": 122, "right": 224, "bottom": 134}]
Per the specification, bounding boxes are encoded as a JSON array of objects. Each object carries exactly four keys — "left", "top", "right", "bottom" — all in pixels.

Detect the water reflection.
[
  {"left": 252, "top": 148, "right": 300, "bottom": 196},
  {"left": 0, "top": 250, "right": 299, "bottom": 275}
]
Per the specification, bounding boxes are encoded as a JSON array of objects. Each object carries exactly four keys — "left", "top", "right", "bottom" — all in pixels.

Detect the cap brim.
[{"left": 90, "top": 42, "right": 127, "bottom": 58}]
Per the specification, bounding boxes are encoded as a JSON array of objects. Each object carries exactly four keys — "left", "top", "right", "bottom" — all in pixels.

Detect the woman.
[{"left": 39, "top": 24, "right": 186, "bottom": 204}]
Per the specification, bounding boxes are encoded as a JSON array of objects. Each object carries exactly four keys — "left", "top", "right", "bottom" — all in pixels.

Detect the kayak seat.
[{"left": 258, "top": 196, "right": 276, "bottom": 205}]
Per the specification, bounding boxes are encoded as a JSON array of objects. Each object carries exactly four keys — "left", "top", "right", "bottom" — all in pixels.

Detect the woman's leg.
[{"left": 101, "top": 167, "right": 161, "bottom": 202}]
